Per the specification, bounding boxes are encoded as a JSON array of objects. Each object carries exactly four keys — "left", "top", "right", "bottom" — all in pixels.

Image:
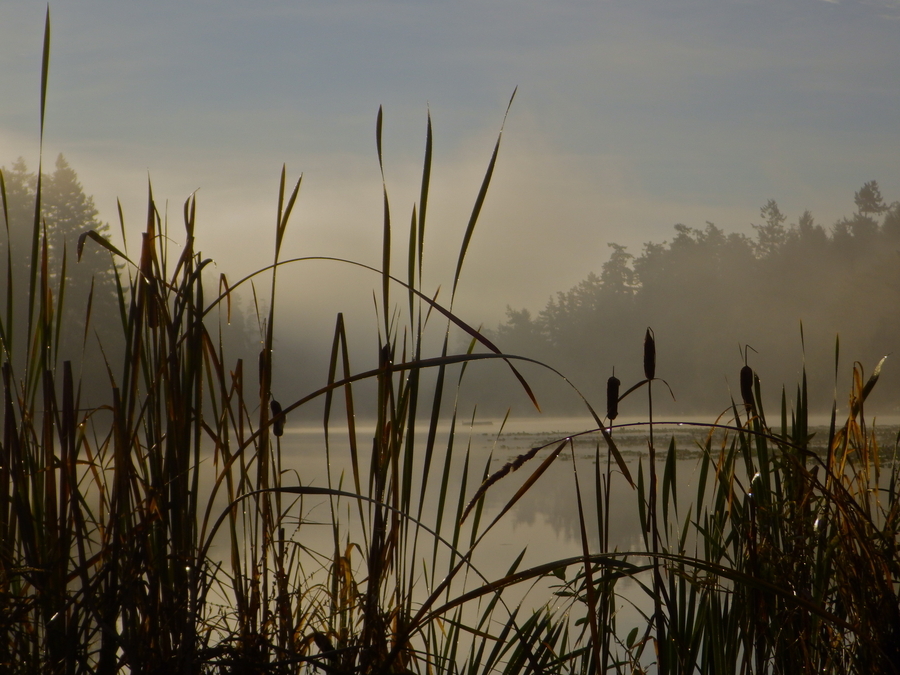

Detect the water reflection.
[
  {"left": 253, "top": 415, "right": 898, "bottom": 670},
  {"left": 276, "top": 416, "right": 899, "bottom": 560}
]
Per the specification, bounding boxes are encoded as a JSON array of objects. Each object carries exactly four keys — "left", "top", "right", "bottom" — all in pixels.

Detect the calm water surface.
[{"left": 206, "top": 414, "right": 898, "bottom": 666}]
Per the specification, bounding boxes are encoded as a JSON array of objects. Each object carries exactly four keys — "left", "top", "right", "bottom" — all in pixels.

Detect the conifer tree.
[{"left": 1, "top": 155, "right": 121, "bottom": 383}]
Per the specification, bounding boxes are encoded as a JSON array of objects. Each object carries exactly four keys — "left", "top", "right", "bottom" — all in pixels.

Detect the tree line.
[
  {"left": 1, "top": 156, "right": 124, "bottom": 399},
  {"left": 0, "top": 156, "right": 256, "bottom": 404},
  {"left": 478, "top": 182, "right": 900, "bottom": 416},
  {"left": 3, "top": 158, "right": 896, "bottom": 418}
]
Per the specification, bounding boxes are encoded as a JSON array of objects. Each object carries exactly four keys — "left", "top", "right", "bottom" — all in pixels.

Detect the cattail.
[
  {"left": 740, "top": 365, "right": 754, "bottom": 411},
  {"left": 643, "top": 328, "right": 656, "bottom": 381},
  {"left": 380, "top": 343, "right": 393, "bottom": 369},
  {"left": 271, "top": 398, "right": 285, "bottom": 437},
  {"left": 607, "top": 374, "right": 621, "bottom": 421},
  {"left": 312, "top": 632, "right": 336, "bottom": 659}
]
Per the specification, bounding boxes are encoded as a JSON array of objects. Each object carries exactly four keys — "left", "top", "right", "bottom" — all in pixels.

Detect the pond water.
[
  {"left": 204, "top": 414, "right": 899, "bottom": 669},
  {"left": 271, "top": 414, "right": 898, "bottom": 560}
]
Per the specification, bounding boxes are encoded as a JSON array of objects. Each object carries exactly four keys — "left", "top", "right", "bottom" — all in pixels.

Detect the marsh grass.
[
  {"left": 520, "top": 347, "right": 899, "bottom": 675},
  {"left": 2, "top": 13, "right": 900, "bottom": 675}
]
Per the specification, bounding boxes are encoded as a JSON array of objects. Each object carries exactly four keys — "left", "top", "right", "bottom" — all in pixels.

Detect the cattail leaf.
[
  {"left": 752, "top": 370, "right": 765, "bottom": 422},
  {"left": 218, "top": 273, "right": 232, "bottom": 324},
  {"left": 0, "top": 169, "right": 8, "bottom": 233},
  {"left": 833, "top": 334, "right": 840, "bottom": 383},
  {"left": 276, "top": 165, "right": 286, "bottom": 251},
  {"left": 463, "top": 438, "right": 567, "bottom": 526},
  {"left": 662, "top": 436, "right": 677, "bottom": 524},
  {"left": 116, "top": 198, "right": 128, "bottom": 255},
  {"left": 273, "top": 165, "right": 302, "bottom": 260},
  {"left": 25, "top": 11, "right": 52, "bottom": 362},
  {"left": 636, "top": 460, "right": 647, "bottom": 538},
  {"left": 407, "top": 205, "right": 417, "bottom": 321},
  {"left": 280, "top": 174, "right": 302, "bottom": 236},
  {"left": 54, "top": 242, "right": 67, "bottom": 362},
  {"left": 451, "top": 88, "right": 516, "bottom": 302},
  {"left": 275, "top": 170, "right": 302, "bottom": 259},
  {"left": 376, "top": 105, "right": 385, "bottom": 175},
  {"left": 39, "top": 8, "right": 50, "bottom": 137},
  {"left": 594, "top": 412, "right": 634, "bottom": 487},
  {"left": 77, "top": 229, "right": 131, "bottom": 265},
  {"left": 26, "top": 173, "right": 43, "bottom": 353},
  {"left": 416, "top": 554, "right": 648, "bottom": 630},
  {"left": 417, "top": 109, "right": 432, "bottom": 283},
  {"left": 0, "top": 170, "right": 10, "bottom": 350},
  {"left": 183, "top": 189, "right": 197, "bottom": 239},
  {"left": 851, "top": 355, "right": 887, "bottom": 418},
  {"left": 375, "top": 106, "right": 392, "bottom": 335},
  {"left": 861, "top": 355, "right": 886, "bottom": 403}
]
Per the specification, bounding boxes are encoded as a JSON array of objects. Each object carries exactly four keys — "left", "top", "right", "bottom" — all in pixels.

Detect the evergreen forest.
[
  {"left": 483, "top": 182, "right": 900, "bottom": 417},
  {"left": 0, "top": 155, "right": 254, "bottom": 404}
]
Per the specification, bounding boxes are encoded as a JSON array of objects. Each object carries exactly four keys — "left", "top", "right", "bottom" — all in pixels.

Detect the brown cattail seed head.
[
  {"left": 380, "top": 343, "right": 393, "bottom": 369},
  {"left": 607, "top": 375, "right": 621, "bottom": 421},
  {"left": 643, "top": 328, "right": 656, "bottom": 381},
  {"left": 740, "top": 365, "right": 754, "bottom": 411},
  {"left": 271, "top": 399, "right": 285, "bottom": 437}
]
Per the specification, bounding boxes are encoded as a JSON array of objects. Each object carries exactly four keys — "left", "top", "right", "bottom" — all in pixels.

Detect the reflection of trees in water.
[
  {"left": 477, "top": 431, "right": 650, "bottom": 553},
  {"left": 479, "top": 422, "right": 900, "bottom": 570},
  {"left": 498, "top": 457, "right": 647, "bottom": 553}
]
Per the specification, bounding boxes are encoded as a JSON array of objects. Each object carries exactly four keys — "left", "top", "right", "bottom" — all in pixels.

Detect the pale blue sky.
[{"left": 2, "top": 0, "right": 899, "bottom": 325}]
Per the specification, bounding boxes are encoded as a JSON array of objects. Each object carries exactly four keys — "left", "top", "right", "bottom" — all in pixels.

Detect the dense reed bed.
[{"left": 2, "top": 16, "right": 899, "bottom": 674}]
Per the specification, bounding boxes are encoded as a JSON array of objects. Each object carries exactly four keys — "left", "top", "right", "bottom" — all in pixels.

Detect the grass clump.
[{"left": 3, "top": 18, "right": 546, "bottom": 673}]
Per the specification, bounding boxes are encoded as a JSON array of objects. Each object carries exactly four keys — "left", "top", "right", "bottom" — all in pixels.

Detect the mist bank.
[
  {"left": 5, "top": 152, "right": 896, "bottom": 425},
  {"left": 465, "top": 183, "right": 900, "bottom": 420}
]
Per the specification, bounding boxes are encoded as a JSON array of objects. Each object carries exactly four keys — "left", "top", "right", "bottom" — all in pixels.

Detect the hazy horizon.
[{"left": 3, "top": 1, "right": 899, "bottom": 333}]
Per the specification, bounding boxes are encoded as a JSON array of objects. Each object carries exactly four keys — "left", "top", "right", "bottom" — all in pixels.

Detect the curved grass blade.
[
  {"left": 0, "top": 171, "right": 12, "bottom": 352},
  {"left": 203, "top": 255, "right": 542, "bottom": 410},
  {"left": 851, "top": 355, "right": 887, "bottom": 418},
  {"left": 417, "top": 109, "right": 432, "bottom": 286},
  {"left": 77, "top": 229, "right": 133, "bottom": 266},
  {"left": 376, "top": 106, "right": 392, "bottom": 337},
  {"left": 451, "top": 88, "right": 517, "bottom": 303}
]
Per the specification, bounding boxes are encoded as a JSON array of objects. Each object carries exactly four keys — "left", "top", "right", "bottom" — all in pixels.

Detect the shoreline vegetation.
[
  {"left": 3, "top": 14, "right": 899, "bottom": 674},
  {"left": 480, "top": 193, "right": 900, "bottom": 419}
]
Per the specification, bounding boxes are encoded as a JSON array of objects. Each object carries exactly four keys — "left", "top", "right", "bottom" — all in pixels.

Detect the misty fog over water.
[{"left": 3, "top": 2, "right": 900, "bottom": 426}]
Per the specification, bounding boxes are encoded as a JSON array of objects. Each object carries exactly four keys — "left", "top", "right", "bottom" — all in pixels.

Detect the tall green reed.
[
  {"left": 499, "top": 329, "right": 899, "bottom": 675},
  {"left": 2, "top": 16, "right": 559, "bottom": 672}
]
